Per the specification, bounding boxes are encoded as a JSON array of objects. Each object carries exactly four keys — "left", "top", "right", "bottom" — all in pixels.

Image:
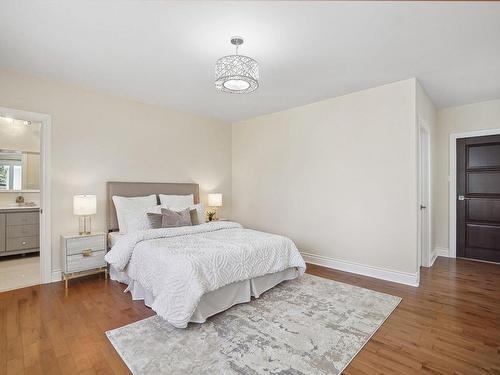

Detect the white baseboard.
[
  {"left": 429, "top": 250, "right": 438, "bottom": 267},
  {"left": 51, "top": 269, "right": 62, "bottom": 282},
  {"left": 434, "top": 247, "right": 449, "bottom": 258},
  {"left": 301, "top": 252, "right": 419, "bottom": 287}
]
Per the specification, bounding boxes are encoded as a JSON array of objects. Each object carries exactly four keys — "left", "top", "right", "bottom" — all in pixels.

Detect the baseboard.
[
  {"left": 429, "top": 250, "right": 438, "bottom": 267},
  {"left": 434, "top": 247, "right": 449, "bottom": 258},
  {"left": 51, "top": 269, "right": 62, "bottom": 282},
  {"left": 301, "top": 252, "right": 419, "bottom": 287}
]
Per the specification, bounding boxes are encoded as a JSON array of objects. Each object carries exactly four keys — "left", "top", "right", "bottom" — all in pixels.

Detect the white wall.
[
  {"left": 0, "top": 118, "right": 41, "bottom": 153},
  {"left": 6, "top": 64, "right": 495, "bottom": 284},
  {"left": 232, "top": 79, "right": 419, "bottom": 282},
  {"left": 0, "top": 69, "right": 232, "bottom": 273},
  {"left": 433, "top": 99, "right": 500, "bottom": 252},
  {"left": 415, "top": 81, "right": 437, "bottom": 266}
]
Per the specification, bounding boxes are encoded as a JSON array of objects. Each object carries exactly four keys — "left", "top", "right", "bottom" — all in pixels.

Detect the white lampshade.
[
  {"left": 208, "top": 193, "right": 222, "bottom": 207},
  {"left": 73, "top": 195, "right": 97, "bottom": 216}
]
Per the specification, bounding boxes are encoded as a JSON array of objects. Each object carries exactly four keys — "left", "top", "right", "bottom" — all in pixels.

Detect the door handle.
[
  {"left": 458, "top": 195, "right": 471, "bottom": 201},
  {"left": 420, "top": 205, "right": 427, "bottom": 210}
]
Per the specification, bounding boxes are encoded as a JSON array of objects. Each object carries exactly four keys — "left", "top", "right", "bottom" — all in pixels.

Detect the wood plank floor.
[{"left": 0, "top": 257, "right": 498, "bottom": 374}]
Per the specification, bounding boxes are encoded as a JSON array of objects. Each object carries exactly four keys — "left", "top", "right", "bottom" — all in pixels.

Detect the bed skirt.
[{"left": 110, "top": 266, "right": 300, "bottom": 324}]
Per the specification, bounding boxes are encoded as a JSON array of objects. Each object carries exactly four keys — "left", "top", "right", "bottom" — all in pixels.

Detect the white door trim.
[
  {"left": 0, "top": 106, "right": 52, "bottom": 284},
  {"left": 418, "top": 119, "right": 432, "bottom": 267},
  {"left": 448, "top": 127, "right": 500, "bottom": 258}
]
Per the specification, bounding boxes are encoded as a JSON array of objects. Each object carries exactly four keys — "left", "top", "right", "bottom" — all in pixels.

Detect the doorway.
[
  {"left": 418, "top": 122, "right": 431, "bottom": 268},
  {"left": 0, "top": 106, "right": 52, "bottom": 290},
  {"left": 456, "top": 134, "right": 500, "bottom": 263}
]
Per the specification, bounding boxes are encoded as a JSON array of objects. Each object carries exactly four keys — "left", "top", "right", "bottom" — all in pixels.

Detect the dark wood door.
[{"left": 457, "top": 134, "right": 500, "bottom": 263}]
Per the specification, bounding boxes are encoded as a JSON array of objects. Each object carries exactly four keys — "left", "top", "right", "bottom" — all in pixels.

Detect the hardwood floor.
[
  {"left": 0, "top": 257, "right": 498, "bottom": 374},
  {"left": 309, "top": 258, "right": 500, "bottom": 375}
]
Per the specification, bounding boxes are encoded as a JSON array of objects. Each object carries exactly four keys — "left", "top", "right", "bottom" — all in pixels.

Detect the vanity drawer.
[
  {"left": 65, "top": 235, "right": 106, "bottom": 256},
  {"left": 6, "top": 212, "right": 39, "bottom": 226},
  {"left": 0, "top": 214, "right": 5, "bottom": 252},
  {"left": 6, "top": 224, "right": 39, "bottom": 238},
  {"left": 66, "top": 250, "right": 105, "bottom": 273},
  {"left": 6, "top": 236, "right": 39, "bottom": 251}
]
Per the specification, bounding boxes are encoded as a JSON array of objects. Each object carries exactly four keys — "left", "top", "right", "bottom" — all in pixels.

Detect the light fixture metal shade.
[{"left": 215, "top": 54, "right": 259, "bottom": 94}]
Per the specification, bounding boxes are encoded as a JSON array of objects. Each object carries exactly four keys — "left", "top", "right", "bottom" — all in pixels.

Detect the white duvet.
[{"left": 105, "top": 221, "right": 306, "bottom": 328}]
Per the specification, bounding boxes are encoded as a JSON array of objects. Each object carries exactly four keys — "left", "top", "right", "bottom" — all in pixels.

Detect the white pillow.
[
  {"left": 123, "top": 204, "right": 163, "bottom": 233},
  {"left": 167, "top": 203, "right": 205, "bottom": 225},
  {"left": 112, "top": 194, "right": 157, "bottom": 233},
  {"left": 159, "top": 194, "right": 194, "bottom": 208}
]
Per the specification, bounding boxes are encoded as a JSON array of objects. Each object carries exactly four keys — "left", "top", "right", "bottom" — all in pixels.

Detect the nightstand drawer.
[
  {"left": 6, "top": 236, "right": 39, "bottom": 251},
  {"left": 66, "top": 235, "right": 106, "bottom": 256},
  {"left": 6, "top": 212, "right": 39, "bottom": 226},
  {"left": 66, "top": 250, "right": 105, "bottom": 273},
  {"left": 6, "top": 224, "right": 39, "bottom": 238}
]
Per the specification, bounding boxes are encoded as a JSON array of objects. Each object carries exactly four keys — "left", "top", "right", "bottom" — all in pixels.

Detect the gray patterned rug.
[{"left": 106, "top": 273, "right": 401, "bottom": 375}]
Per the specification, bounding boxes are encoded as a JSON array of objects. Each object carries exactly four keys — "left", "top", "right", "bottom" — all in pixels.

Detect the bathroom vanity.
[{"left": 0, "top": 206, "right": 40, "bottom": 256}]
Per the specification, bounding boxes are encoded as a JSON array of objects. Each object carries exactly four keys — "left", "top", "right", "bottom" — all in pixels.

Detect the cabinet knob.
[{"left": 21, "top": 241, "right": 27, "bottom": 245}]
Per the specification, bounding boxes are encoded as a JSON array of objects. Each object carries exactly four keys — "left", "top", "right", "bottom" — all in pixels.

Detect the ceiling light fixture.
[{"left": 215, "top": 36, "right": 259, "bottom": 94}]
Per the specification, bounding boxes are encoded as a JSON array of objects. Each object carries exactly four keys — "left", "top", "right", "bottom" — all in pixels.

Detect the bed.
[{"left": 104, "top": 182, "right": 306, "bottom": 328}]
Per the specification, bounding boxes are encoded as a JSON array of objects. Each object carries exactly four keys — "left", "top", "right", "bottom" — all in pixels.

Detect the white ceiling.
[{"left": 1, "top": 1, "right": 499, "bottom": 122}]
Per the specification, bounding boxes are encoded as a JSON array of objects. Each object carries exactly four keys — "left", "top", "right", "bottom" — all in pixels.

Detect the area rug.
[{"left": 106, "top": 273, "right": 401, "bottom": 374}]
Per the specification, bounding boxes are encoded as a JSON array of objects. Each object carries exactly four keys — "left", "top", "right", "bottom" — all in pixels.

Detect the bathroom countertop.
[{"left": 0, "top": 205, "right": 40, "bottom": 212}]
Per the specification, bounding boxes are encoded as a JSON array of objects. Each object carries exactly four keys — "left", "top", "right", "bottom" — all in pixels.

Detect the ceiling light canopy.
[{"left": 215, "top": 36, "right": 259, "bottom": 94}]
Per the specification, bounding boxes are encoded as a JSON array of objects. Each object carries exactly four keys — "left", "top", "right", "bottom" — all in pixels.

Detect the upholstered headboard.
[{"left": 106, "top": 181, "right": 200, "bottom": 232}]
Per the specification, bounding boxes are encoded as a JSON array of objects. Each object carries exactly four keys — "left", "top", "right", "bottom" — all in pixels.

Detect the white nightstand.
[
  {"left": 206, "top": 218, "right": 229, "bottom": 223},
  {"left": 61, "top": 232, "right": 107, "bottom": 289}
]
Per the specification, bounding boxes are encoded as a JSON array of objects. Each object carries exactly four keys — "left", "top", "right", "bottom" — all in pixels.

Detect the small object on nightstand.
[{"left": 61, "top": 232, "right": 107, "bottom": 289}]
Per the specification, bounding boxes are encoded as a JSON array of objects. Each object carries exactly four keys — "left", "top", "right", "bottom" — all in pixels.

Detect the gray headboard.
[{"left": 106, "top": 181, "right": 200, "bottom": 232}]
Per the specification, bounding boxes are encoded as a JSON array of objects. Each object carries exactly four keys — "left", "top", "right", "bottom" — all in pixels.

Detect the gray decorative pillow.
[
  {"left": 189, "top": 208, "right": 201, "bottom": 225},
  {"left": 146, "top": 212, "right": 163, "bottom": 229},
  {"left": 160, "top": 208, "right": 192, "bottom": 228}
]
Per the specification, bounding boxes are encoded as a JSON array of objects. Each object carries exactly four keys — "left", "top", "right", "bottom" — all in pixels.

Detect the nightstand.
[
  {"left": 61, "top": 232, "right": 107, "bottom": 289},
  {"left": 206, "top": 218, "right": 229, "bottom": 223}
]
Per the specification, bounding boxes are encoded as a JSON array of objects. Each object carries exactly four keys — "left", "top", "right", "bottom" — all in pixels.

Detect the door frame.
[
  {"left": 417, "top": 119, "right": 432, "bottom": 268},
  {"left": 448, "top": 128, "right": 500, "bottom": 258},
  {"left": 0, "top": 106, "right": 52, "bottom": 284}
]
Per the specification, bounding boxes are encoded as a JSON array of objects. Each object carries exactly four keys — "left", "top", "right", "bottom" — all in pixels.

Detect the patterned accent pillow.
[
  {"left": 165, "top": 203, "right": 205, "bottom": 226},
  {"left": 146, "top": 212, "right": 163, "bottom": 229},
  {"left": 160, "top": 208, "right": 192, "bottom": 228}
]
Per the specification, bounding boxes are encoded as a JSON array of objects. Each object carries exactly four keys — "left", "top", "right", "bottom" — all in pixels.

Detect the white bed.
[
  {"left": 107, "top": 229, "right": 301, "bottom": 325},
  {"left": 105, "top": 182, "right": 306, "bottom": 328},
  {"left": 109, "top": 263, "right": 299, "bottom": 324}
]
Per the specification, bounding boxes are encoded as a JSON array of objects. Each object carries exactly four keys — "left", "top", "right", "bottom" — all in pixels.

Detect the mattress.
[
  {"left": 107, "top": 231, "right": 124, "bottom": 247},
  {"left": 110, "top": 266, "right": 299, "bottom": 324}
]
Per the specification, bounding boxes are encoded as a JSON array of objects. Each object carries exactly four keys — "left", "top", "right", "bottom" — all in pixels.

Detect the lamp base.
[{"left": 78, "top": 216, "right": 92, "bottom": 235}]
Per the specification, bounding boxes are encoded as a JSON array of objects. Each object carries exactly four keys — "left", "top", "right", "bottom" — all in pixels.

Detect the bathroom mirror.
[
  {"left": 0, "top": 149, "right": 40, "bottom": 191},
  {"left": 0, "top": 117, "right": 41, "bottom": 192}
]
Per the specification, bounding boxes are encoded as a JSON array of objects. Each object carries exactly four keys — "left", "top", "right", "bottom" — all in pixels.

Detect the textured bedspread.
[{"left": 105, "top": 221, "right": 306, "bottom": 328}]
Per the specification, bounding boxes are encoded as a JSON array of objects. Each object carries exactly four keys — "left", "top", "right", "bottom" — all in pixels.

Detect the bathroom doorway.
[
  {"left": 0, "top": 116, "right": 41, "bottom": 291},
  {"left": 0, "top": 107, "right": 51, "bottom": 291}
]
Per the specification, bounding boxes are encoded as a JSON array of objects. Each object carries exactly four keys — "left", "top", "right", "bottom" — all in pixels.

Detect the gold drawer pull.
[{"left": 82, "top": 249, "right": 92, "bottom": 257}]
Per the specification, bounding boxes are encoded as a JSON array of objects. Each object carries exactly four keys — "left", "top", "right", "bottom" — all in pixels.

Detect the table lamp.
[
  {"left": 207, "top": 193, "right": 222, "bottom": 221},
  {"left": 73, "top": 195, "right": 96, "bottom": 235}
]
